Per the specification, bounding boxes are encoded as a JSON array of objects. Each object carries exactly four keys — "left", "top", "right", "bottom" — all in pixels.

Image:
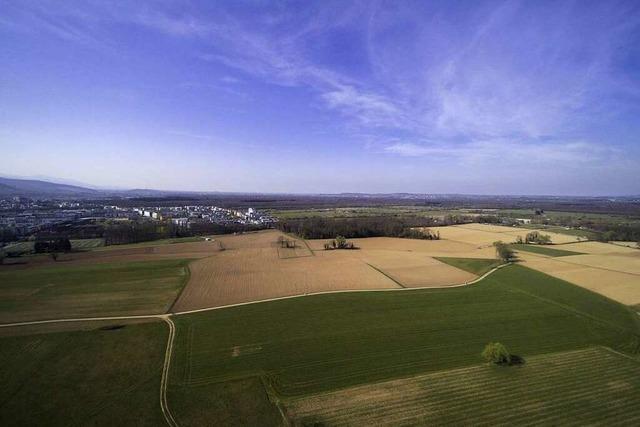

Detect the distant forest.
[
  {"left": 277, "top": 216, "right": 472, "bottom": 239},
  {"left": 21, "top": 220, "right": 266, "bottom": 247}
]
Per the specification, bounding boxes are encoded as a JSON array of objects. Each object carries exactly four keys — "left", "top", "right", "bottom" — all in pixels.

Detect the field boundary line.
[
  {"left": 0, "top": 314, "right": 164, "bottom": 329},
  {"left": 166, "top": 262, "right": 193, "bottom": 314},
  {"left": 261, "top": 376, "right": 291, "bottom": 426},
  {"left": 160, "top": 316, "right": 179, "bottom": 427},
  {"left": 365, "top": 263, "right": 406, "bottom": 288},
  {"left": 602, "top": 345, "right": 640, "bottom": 362},
  {"left": 504, "top": 285, "right": 636, "bottom": 335},
  {"left": 300, "top": 238, "right": 316, "bottom": 256}
]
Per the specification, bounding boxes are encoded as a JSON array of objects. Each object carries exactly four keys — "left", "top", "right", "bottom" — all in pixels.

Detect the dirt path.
[{"left": 160, "top": 316, "right": 179, "bottom": 427}]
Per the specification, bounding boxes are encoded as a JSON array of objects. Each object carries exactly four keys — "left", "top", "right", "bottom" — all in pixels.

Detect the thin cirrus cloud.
[
  {"left": 131, "top": 2, "right": 639, "bottom": 148},
  {"left": 1, "top": 1, "right": 639, "bottom": 194}
]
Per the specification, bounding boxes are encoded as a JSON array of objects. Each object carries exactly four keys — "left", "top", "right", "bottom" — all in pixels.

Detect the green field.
[
  {"left": 1, "top": 238, "right": 106, "bottom": 256},
  {"left": 269, "top": 206, "right": 460, "bottom": 219},
  {"left": 93, "top": 236, "right": 204, "bottom": 251},
  {"left": 170, "top": 265, "right": 640, "bottom": 402},
  {"left": 1, "top": 241, "right": 34, "bottom": 255},
  {"left": 434, "top": 257, "right": 502, "bottom": 275},
  {"left": 511, "top": 243, "right": 584, "bottom": 257},
  {"left": 0, "top": 259, "right": 190, "bottom": 323},
  {"left": 70, "top": 238, "right": 105, "bottom": 249},
  {"left": 288, "top": 346, "right": 640, "bottom": 425},
  {"left": 0, "top": 321, "right": 166, "bottom": 426}
]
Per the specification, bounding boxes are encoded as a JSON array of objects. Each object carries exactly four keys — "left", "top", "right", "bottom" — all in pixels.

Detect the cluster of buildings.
[
  {"left": 132, "top": 205, "right": 276, "bottom": 227},
  {"left": 0, "top": 197, "right": 108, "bottom": 235},
  {"left": 0, "top": 196, "right": 277, "bottom": 237}
]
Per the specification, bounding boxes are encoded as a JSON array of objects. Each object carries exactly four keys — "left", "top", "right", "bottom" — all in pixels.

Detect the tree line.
[
  {"left": 102, "top": 220, "right": 267, "bottom": 245},
  {"left": 277, "top": 216, "right": 443, "bottom": 239}
]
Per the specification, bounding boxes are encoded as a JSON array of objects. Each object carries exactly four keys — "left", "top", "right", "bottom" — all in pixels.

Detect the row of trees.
[
  {"left": 34, "top": 237, "right": 71, "bottom": 254},
  {"left": 514, "top": 231, "right": 552, "bottom": 245},
  {"left": 398, "top": 228, "right": 441, "bottom": 240},
  {"left": 103, "top": 220, "right": 266, "bottom": 246},
  {"left": 324, "top": 235, "right": 357, "bottom": 250},
  {"left": 277, "top": 217, "right": 442, "bottom": 240}
]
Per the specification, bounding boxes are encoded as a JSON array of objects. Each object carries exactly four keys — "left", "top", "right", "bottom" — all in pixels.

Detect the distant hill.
[{"left": 0, "top": 177, "right": 99, "bottom": 197}]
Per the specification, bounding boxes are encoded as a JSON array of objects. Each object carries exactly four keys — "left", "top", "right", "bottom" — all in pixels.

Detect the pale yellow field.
[
  {"left": 171, "top": 246, "right": 399, "bottom": 311},
  {"left": 428, "top": 223, "right": 581, "bottom": 246},
  {"left": 518, "top": 253, "right": 640, "bottom": 305},
  {"left": 353, "top": 250, "right": 476, "bottom": 287},
  {"left": 559, "top": 253, "right": 640, "bottom": 275},
  {"left": 552, "top": 241, "right": 638, "bottom": 255},
  {"left": 612, "top": 241, "right": 640, "bottom": 249},
  {"left": 307, "top": 236, "right": 496, "bottom": 258}
]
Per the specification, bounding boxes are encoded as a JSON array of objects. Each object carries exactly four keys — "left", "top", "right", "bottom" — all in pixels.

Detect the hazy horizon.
[{"left": 2, "top": 1, "right": 640, "bottom": 196}]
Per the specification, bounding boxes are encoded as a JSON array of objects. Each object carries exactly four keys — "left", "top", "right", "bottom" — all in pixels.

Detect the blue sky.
[{"left": 1, "top": 0, "right": 639, "bottom": 195}]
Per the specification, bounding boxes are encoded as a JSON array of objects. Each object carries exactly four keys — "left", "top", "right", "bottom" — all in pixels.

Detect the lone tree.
[
  {"left": 482, "top": 342, "right": 511, "bottom": 365},
  {"left": 493, "top": 241, "right": 515, "bottom": 262}
]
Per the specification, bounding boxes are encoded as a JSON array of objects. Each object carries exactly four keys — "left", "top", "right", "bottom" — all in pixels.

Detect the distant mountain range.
[
  {"left": 1, "top": 176, "right": 638, "bottom": 200},
  {"left": 0, "top": 177, "right": 101, "bottom": 197},
  {"left": 0, "top": 176, "right": 174, "bottom": 198}
]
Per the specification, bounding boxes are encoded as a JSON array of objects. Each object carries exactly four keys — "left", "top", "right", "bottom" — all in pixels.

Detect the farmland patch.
[
  {"left": 0, "top": 259, "right": 191, "bottom": 322},
  {"left": 286, "top": 347, "right": 640, "bottom": 426}
]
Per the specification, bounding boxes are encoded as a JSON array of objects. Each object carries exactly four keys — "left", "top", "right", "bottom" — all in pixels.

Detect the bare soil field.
[
  {"left": 560, "top": 253, "right": 640, "bottom": 275},
  {"left": 356, "top": 250, "right": 476, "bottom": 287},
  {"left": 519, "top": 253, "right": 640, "bottom": 305},
  {"left": 612, "top": 241, "right": 640, "bottom": 249},
  {"left": 552, "top": 241, "right": 639, "bottom": 255},
  {"left": 171, "top": 230, "right": 489, "bottom": 311},
  {"left": 171, "top": 247, "right": 399, "bottom": 311},
  {"left": 306, "top": 236, "right": 496, "bottom": 258},
  {"left": 214, "top": 230, "right": 284, "bottom": 250},
  {"left": 380, "top": 224, "right": 640, "bottom": 305}
]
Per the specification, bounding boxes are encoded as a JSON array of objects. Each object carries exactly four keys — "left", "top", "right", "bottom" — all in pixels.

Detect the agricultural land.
[{"left": 1, "top": 222, "right": 639, "bottom": 425}]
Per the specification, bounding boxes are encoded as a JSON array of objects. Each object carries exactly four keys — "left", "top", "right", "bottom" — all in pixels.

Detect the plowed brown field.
[{"left": 171, "top": 230, "right": 488, "bottom": 311}]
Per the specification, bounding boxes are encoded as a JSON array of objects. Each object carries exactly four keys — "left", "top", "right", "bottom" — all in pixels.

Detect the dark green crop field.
[
  {"left": 511, "top": 243, "right": 585, "bottom": 257},
  {"left": 170, "top": 265, "right": 640, "bottom": 400},
  {"left": 434, "top": 257, "right": 502, "bottom": 275},
  {"left": 0, "top": 259, "right": 190, "bottom": 323},
  {"left": 0, "top": 321, "right": 166, "bottom": 426}
]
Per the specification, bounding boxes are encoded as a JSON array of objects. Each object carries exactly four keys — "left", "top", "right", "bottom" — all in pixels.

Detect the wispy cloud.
[{"left": 384, "top": 139, "right": 624, "bottom": 169}]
